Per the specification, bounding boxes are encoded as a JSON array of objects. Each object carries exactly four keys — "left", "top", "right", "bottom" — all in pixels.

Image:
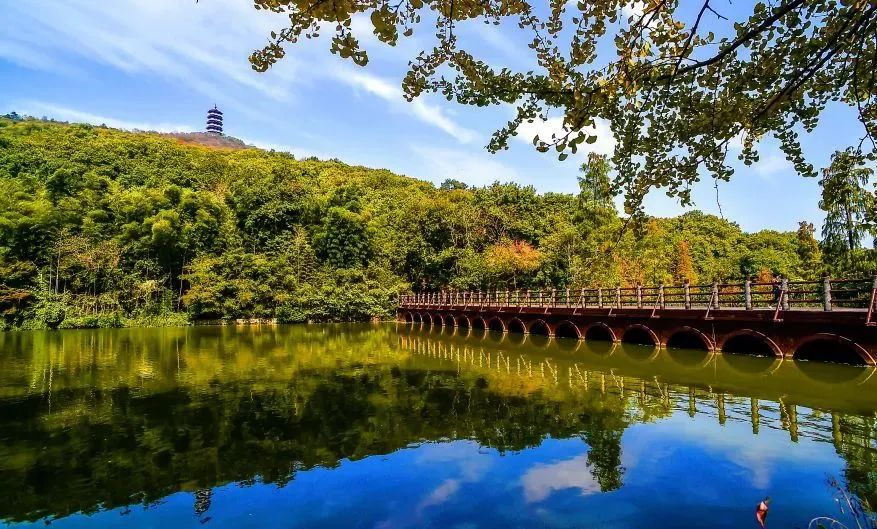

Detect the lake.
[{"left": 0, "top": 324, "right": 875, "bottom": 528}]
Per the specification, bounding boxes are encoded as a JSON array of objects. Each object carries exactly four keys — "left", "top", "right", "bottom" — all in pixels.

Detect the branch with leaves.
[{"left": 244, "top": 0, "right": 877, "bottom": 216}]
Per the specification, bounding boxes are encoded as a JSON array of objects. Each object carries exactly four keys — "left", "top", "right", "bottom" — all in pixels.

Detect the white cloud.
[
  {"left": 521, "top": 455, "right": 602, "bottom": 503},
  {"left": 238, "top": 136, "right": 334, "bottom": 160},
  {"left": 409, "top": 144, "right": 521, "bottom": 186},
  {"left": 3, "top": 0, "right": 478, "bottom": 144},
  {"left": 340, "top": 68, "right": 479, "bottom": 143},
  {"left": 621, "top": 2, "right": 647, "bottom": 21},
  {"left": 728, "top": 132, "right": 746, "bottom": 151},
  {"left": 15, "top": 101, "right": 194, "bottom": 133},
  {"left": 516, "top": 116, "right": 616, "bottom": 157},
  {"left": 726, "top": 134, "right": 792, "bottom": 180},
  {"left": 0, "top": 38, "right": 79, "bottom": 76},
  {"left": 474, "top": 24, "right": 519, "bottom": 59},
  {"left": 1, "top": 0, "right": 300, "bottom": 105},
  {"left": 752, "top": 152, "right": 793, "bottom": 179}
]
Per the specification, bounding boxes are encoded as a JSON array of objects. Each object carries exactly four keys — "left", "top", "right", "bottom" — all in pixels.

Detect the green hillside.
[{"left": 0, "top": 118, "right": 818, "bottom": 329}]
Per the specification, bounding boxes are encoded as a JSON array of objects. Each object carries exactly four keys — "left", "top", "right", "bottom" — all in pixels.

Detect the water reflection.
[
  {"left": 0, "top": 324, "right": 875, "bottom": 528},
  {"left": 722, "top": 352, "right": 783, "bottom": 375}
]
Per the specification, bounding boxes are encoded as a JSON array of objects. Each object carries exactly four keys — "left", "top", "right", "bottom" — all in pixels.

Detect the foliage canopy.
[
  {"left": 247, "top": 0, "right": 877, "bottom": 214},
  {"left": 0, "top": 118, "right": 835, "bottom": 328}
]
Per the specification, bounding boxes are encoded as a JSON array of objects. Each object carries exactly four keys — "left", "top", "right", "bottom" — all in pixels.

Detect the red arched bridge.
[{"left": 398, "top": 277, "right": 877, "bottom": 366}]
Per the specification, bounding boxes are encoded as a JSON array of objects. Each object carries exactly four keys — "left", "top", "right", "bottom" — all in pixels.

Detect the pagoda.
[{"left": 206, "top": 105, "right": 223, "bottom": 135}]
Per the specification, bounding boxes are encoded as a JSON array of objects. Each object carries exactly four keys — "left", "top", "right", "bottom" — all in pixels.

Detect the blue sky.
[{"left": 0, "top": 0, "right": 866, "bottom": 232}]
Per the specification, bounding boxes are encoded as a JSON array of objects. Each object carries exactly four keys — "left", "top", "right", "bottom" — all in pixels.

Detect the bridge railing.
[{"left": 399, "top": 276, "right": 877, "bottom": 314}]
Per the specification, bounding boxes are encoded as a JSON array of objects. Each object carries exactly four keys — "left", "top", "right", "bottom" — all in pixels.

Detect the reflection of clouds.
[
  {"left": 417, "top": 478, "right": 461, "bottom": 511},
  {"left": 409, "top": 441, "right": 494, "bottom": 520},
  {"left": 650, "top": 413, "right": 837, "bottom": 489},
  {"left": 415, "top": 441, "right": 493, "bottom": 481},
  {"left": 521, "top": 455, "right": 601, "bottom": 503}
]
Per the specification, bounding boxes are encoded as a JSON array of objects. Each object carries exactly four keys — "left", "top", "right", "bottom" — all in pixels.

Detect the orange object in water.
[{"left": 755, "top": 498, "right": 770, "bottom": 528}]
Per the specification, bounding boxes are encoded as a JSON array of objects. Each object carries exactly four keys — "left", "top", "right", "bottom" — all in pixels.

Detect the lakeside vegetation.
[{"left": 0, "top": 117, "right": 873, "bottom": 329}]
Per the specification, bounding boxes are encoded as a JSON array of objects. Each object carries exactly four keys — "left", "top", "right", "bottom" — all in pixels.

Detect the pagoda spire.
[{"left": 206, "top": 105, "right": 223, "bottom": 135}]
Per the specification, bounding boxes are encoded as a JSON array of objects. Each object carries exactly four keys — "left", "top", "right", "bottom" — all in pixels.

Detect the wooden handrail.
[{"left": 401, "top": 277, "right": 877, "bottom": 316}]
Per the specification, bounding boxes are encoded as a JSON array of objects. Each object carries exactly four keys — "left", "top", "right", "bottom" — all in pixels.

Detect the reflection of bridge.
[
  {"left": 396, "top": 328, "right": 876, "bottom": 450},
  {"left": 398, "top": 279, "right": 877, "bottom": 365}
]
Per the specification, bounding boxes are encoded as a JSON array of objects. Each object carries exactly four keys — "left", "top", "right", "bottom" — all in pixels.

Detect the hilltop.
[{"left": 161, "top": 131, "right": 252, "bottom": 150}]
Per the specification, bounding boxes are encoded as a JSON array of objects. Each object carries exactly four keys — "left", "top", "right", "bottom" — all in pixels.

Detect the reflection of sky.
[
  {"left": 6, "top": 412, "right": 849, "bottom": 529},
  {"left": 521, "top": 455, "right": 601, "bottom": 502}
]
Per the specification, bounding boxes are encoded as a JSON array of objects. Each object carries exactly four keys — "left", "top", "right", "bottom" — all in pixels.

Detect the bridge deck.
[{"left": 398, "top": 284, "right": 877, "bottom": 365}]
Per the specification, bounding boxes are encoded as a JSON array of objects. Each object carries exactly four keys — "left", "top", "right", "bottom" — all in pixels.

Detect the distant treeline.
[{"left": 0, "top": 117, "right": 864, "bottom": 329}]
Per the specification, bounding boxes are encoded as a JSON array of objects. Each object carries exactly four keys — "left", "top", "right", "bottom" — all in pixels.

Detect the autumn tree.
[
  {"left": 484, "top": 240, "right": 541, "bottom": 288},
  {"left": 673, "top": 240, "right": 697, "bottom": 285},
  {"left": 245, "top": 0, "right": 877, "bottom": 217}
]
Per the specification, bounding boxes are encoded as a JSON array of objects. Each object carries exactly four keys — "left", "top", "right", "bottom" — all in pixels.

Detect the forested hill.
[{"left": 0, "top": 118, "right": 820, "bottom": 329}]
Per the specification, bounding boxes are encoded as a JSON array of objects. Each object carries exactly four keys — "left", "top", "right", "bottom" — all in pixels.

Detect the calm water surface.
[{"left": 0, "top": 324, "right": 876, "bottom": 528}]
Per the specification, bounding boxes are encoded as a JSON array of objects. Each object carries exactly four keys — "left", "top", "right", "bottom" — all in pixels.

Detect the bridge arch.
[
  {"left": 583, "top": 322, "right": 617, "bottom": 342},
  {"left": 555, "top": 320, "right": 582, "bottom": 340},
  {"left": 455, "top": 315, "right": 471, "bottom": 328},
  {"left": 427, "top": 313, "right": 442, "bottom": 326},
  {"left": 622, "top": 324, "right": 659, "bottom": 347},
  {"left": 666, "top": 326, "right": 714, "bottom": 351},
  {"left": 412, "top": 313, "right": 423, "bottom": 324},
  {"left": 486, "top": 317, "right": 506, "bottom": 333},
  {"left": 528, "top": 319, "right": 552, "bottom": 337},
  {"left": 443, "top": 314, "right": 456, "bottom": 327},
  {"left": 471, "top": 316, "right": 487, "bottom": 330},
  {"left": 721, "top": 329, "right": 782, "bottom": 358},
  {"left": 401, "top": 312, "right": 414, "bottom": 324},
  {"left": 793, "top": 333, "right": 875, "bottom": 366},
  {"left": 507, "top": 318, "right": 527, "bottom": 335}
]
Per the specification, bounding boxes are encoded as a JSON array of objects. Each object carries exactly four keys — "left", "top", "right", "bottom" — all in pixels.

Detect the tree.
[
  {"left": 484, "top": 240, "right": 541, "bottom": 288},
  {"left": 738, "top": 230, "right": 800, "bottom": 280},
  {"left": 243, "top": 0, "right": 877, "bottom": 216},
  {"left": 312, "top": 206, "right": 374, "bottom": 268},
  {"left": 795, "top": 221, "right": 822, "bottom": 279},
  {"left": 673, "top": 240, "right": 697, "bottom": 284},
  {"left": 819, "top": 149, "right": 875, "bottom": 272},
  {"left": 578, "top": 153, "right": 613, "bottom": 206},
  {"left": 439, "top": 179, "right": 468, "bottom": 191}
]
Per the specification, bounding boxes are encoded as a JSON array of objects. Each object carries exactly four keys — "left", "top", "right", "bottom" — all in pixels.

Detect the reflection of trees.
[
  {"left": 1, "top": 325, "right": 876, "bottom": 523},
  {"left": 0, "top": 366, "right": 629, "bottom": 523},
  {"left": 580, "top": 414, "right": 625, "bottom": 492},
  {"left": 834, "top": 415, "right": 877, "bottom": 508}
]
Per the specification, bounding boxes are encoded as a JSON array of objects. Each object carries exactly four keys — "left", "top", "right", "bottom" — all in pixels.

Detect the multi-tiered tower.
[{"left": 206, "top": 105, "right": 223, "bottom": 135}]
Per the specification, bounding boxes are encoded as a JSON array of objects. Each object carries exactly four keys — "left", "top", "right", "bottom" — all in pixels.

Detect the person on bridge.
[{"left": 771, "top": 276, "right": 782, "bottom": 307}]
